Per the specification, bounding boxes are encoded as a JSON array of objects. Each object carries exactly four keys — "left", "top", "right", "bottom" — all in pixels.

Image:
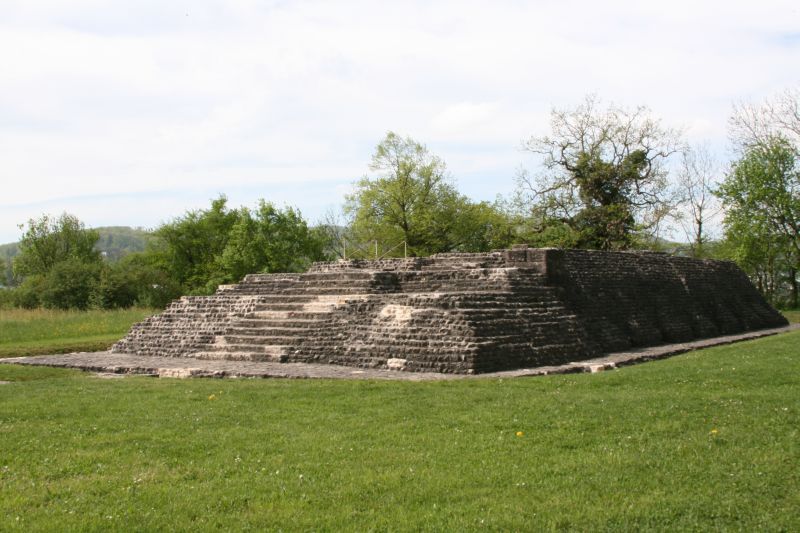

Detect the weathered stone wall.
[
  {"left": 111, "top": 248, "right": 787, "bottom": 373},
  {"left": 545, "top": 249, "right": 787, "bottom": 354}
]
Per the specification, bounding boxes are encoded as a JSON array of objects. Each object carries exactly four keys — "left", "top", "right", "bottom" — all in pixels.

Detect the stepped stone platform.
[
  {"left": 2, "top": 324, "right": 796, "bottom": 380},
  {"left": 107, "top": 246, "right": 787, "bottom": 374}
]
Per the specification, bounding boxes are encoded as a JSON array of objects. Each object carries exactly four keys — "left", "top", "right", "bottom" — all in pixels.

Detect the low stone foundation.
[{"left": 111, "top": 247, "right": 787, "bottom": 374}]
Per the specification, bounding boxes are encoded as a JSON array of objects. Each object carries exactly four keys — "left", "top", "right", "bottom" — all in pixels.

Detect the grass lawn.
[
  {"left": 782, "top": 309, "right": 800, "bottom": 324},
  {"left": 0, "top": 330, "right": 798, "bottom": 531},
  {"left": 0, "top": 308, "right": 154, "bottom": 358}
]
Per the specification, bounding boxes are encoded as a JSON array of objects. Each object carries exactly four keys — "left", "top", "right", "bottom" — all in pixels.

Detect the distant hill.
[
  {"left": 0, "top": 226, "right": 152, "bottom": 285},
  {"left": 92, "top": 226, "right": 153, "bottom": 261}
]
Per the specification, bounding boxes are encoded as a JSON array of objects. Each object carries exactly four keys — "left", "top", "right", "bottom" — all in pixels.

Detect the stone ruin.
[{"left": 112, "top": 246, "right": 788, "bottom": 374}]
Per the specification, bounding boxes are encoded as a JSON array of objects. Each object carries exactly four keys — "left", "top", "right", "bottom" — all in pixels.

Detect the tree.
[
  {"left": 91, "top": 253, "right": 182, "bottom": 309},
  {"left": 719, "top": 212, "right": 786, "bottom": 305},
  {"left": 218, "top": 201, "right": 328, "bottom": 285},
  {"left": 730, "top": 87, "right": 800, "bottom": 151},
  {"left": 0, "top": 246, "right": 14, "bottom": 286},
  {"left": 346, "top": 132, "right": 514, "bottom": 256},
  {"left": 9, "top": 213, "right": 102, "bottom": 309},
  {"left": 675, "top": 144, "right": 721, "bottom": 257},
  {"left": 40, "top": 258, "right": 101, "bottom": 310},
  {"left": 346, "top": 132, "right": 454, "bottom": 256},
  {"left": 152, "top": 196, "right": 327, "bottom": 294},
  {"left": 518, "top": 96, "right": 681, "bottom": 250},
  {"left": 153, "top": 196, "right": 242, "bottom": 293},
  {"left": 445, "top": 200, "right": 517, "bottom": 253},
  {"left": 718, "top": 135, "right": 800, "bottom": 307},
  {"left": 13, "top": 213, "right": 101, "bottom": 279}
]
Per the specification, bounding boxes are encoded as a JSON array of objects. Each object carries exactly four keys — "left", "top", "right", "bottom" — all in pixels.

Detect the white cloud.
[
  {"left": 1, "top": 0, "right": 799, "bottom": 242},
  {"left": 430, "top": 102, "right": 499, "bottom": 137}
]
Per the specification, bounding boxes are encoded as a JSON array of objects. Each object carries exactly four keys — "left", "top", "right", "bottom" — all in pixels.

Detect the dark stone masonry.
[{"left": 111, "top": 246, "right": 788, "bottom": 374}]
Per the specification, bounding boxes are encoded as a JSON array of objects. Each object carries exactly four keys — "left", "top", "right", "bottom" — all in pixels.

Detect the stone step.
[
  {"left": 222, "top": 334, "right": 325, "bottom": 345},
  {"left": 233, "top": 317, "right": 333, "bottom": 327},
  {"left": 200, "top": 344, "right": 290, "bottom": 361},
  {"left": 189, "top": 350, "right": 286, "bottom": 362},
  {"left": 223, "top": 326, "right": 312, "bottom": 336}
]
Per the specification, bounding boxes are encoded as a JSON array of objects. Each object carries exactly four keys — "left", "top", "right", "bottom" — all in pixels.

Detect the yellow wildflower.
[{"left": 516, "top": 431, "right": 524, "bottom": 437}]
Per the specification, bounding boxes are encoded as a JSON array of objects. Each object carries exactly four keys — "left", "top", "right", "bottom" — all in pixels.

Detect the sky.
[{"left": 1, "top": 0, "right": 799, "bottom": 244}]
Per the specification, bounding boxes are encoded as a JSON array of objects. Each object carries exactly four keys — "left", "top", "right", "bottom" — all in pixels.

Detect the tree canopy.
[
  {"left": 346, "top": 132, "right": 515, "bottom": 256},
  {"left": 4, "top": 199, "right": 329, "bottom": 309},
  {"left": 153, "top": 196, "right": 328, "bottom": 294},
  {"left": 10, "top": 213, "right": 103, "bottom": 309},
  {"left": 13, "top": 213, "right": 101, "bottom": 279},
  {"left": 717, "top": 135, "right": 800, "bottom": 307},
  {"left": 517, "top": 96, "right": 681, "bottom": 249}
]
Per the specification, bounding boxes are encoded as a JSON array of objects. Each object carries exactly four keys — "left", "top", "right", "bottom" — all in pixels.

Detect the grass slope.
[
  {"left": 782, "top": 309, "right": 799, "bottom": 324},
  {"left": 1, "top": 330, "right": 798, "bottom": 531},
  {"left": 0, "top": 308, "right": 154, "bottom": 358}
]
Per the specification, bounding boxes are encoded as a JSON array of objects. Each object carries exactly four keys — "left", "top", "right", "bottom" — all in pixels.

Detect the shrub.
[
  {"left": 12, "top": 275, "right": 47, "bottom": 309},
  {"left": 40, "top": 259, "right": 101, "bottom": 310}
]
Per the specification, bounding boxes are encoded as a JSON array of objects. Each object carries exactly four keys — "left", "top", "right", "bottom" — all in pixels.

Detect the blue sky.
[{"left": 1, "top": 0, "right": 799, "bottom": 243}]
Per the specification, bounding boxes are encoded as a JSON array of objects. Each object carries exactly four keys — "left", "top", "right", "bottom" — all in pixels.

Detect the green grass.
[
  {"left": 1, "top": 331, "right": 798, "bottom": 531},
  {"left": 0, "top": 308, "right": 154, "bottom": 358},
  {"left": 782, "top": 309, "right": 800, "bottom": 323}
]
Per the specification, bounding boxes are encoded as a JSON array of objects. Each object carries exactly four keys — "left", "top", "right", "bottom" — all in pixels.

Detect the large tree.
[
  {"left": 718, "top": 135, "right": 800, "bottom": 307},
  {"left": 346, "top": 132, "right": 512, "bottom": 256},
  {"left": 153, "top": 196, "right": 327, "bottom": 294},
  {"left": 518, "top": 96, "right": 681, "bottom": 250},
  {"left": 13, "top": 213, "right": 101, "bottom": 279},
  {"left": 10, "top": 213, "right": 103, "bottom": 309},
  {"left": 218, "top": 201, "right": 327, "bottom": 285},
  {"left": 153, "top": 196, "right": 241, "bottom": 292}
]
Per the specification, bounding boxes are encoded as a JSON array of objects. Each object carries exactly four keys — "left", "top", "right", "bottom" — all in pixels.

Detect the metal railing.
[{"left": 342, "top": 239, "right": 407, "bottom": 260}]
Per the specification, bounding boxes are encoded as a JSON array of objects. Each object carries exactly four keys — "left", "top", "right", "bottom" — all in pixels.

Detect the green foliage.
[
  {"left": 153, "top": 196, "right": 327, "bottom": 294},
  {"left": 0, "top": 227, "right": 151, "bottom": 278},
  {"left": 8, "top": 214, "right": 104, "bottom": 310},
  {"left": 1, "top": 331, "right": 799, "bottom": 530},
  {"left": 569, "top": 151, "right": 644, "bottom": 249},
  {"left": 13, "top": 213, "right": 101, "bottom": 278},
  {"left": 446, "top": 200, "right": 517, "bottom": 252},
  {"left": 104, "top": 253, "right": 182, "bottom": 309},
  {"left": 10, "top": 275, "right": 47, "bottom": 309},
  {"left": 0, "top": 288, "right": 12, "bottom": 310},
  {"left": 718, "top": 136, "right": 800, "bottom": 307},
  {"left": 518, "top": 96, "right": 680, "bottom": 250},
  {"left": 0, "top": 243, "right": 17, "bottom": 286},
  {"left": 346, "top": 132, "right": 450, "bottom": 255},
  {"left": 39, "top": 258, "right": 101, "bottom": 310},
  {"left": 347, "top": 132, "right": 516, "bottom": 256},
  {"left": 153, "top": 196, "right": 241, "bottom": 292},
  {"left": 3, "top": 200, "right": 326, "bottom": 309},
  {"left": 219, "top": 201, "right": 327, "bottom": 285}
]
